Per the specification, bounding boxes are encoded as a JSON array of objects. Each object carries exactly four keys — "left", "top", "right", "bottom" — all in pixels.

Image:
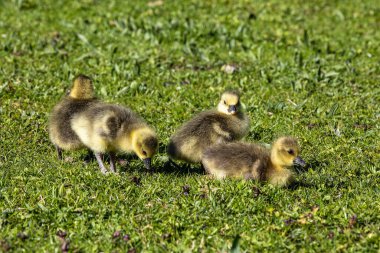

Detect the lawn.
[{"left": 0, "top": 0, "right": 379, "bottom": 252}]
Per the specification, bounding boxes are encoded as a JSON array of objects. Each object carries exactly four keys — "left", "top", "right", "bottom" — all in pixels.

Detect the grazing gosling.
[
  {"left": 49, "top": 75, "right": 158, "bottom": 174},
  {"left": 71, "top": 103, "right": 158, "bottom": 174},
  {"left": 167, "top": 90, "right": 250, "bottom": 164},
  {"left": 201, "top": 137, "right": 306, "bottom": 187},
  {"left": 49, "top": 74, "right": 97, "bottom": 160}
]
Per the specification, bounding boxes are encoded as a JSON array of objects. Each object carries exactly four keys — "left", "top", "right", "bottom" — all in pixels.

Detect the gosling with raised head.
[{"left": 167, "top": 90, "right": 250, "bottom": 164}]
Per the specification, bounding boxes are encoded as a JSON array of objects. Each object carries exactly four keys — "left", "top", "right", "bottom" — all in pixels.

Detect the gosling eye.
[
  {"left": 142, "top": 150, "right": 147, "bottom": 156},
  {"left": 223, "top": 100, "right": 227, "bottom": 105},
  {"left": 287, "top": 149, "right": 294, "bottom": 155}
]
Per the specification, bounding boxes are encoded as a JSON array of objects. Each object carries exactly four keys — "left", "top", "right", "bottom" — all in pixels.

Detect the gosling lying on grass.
[
  {"left": 167, "top": 90, "right": 250, "bottom": 164},
  {"left": 201, "top": 137, "right": 306, "bottom": 187},
  {"left": 49, "top": 75, "right": 158, "bottom": 174}
]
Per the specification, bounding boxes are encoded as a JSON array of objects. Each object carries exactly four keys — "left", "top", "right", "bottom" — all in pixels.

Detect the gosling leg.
[
  {"left": 55, "top": 145, "right": 63, "bottom": 160},
  {"left": 95, "top": 152, "right": 108, "bottom": 174},
  {"left": 109, "top": 152, "right": 116, "bottom": 173}
]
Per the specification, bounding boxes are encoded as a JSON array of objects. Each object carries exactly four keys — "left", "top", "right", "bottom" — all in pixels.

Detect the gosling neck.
[
  {"left": 113, "top": 124, "right": 133, "bottom": 152},
  {"left": 270, "top": 149, "right": 287, "bottom": 171}
]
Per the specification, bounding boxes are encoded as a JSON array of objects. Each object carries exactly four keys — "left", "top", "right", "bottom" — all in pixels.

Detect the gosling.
[
  {"left": 49, "top": 74, "right": 97, "bottom": 159},
  {"left": 201, "top": 137, "right": 306, "bottom": 187},
  {"left": 49, "top": 75, "right": 158, "bottom": 174},
  {"left": 167, "top": 90, "right": 250, "bottom": 164}
]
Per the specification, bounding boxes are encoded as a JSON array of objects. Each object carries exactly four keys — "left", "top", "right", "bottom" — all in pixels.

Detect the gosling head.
[
  {"left": 271, "top": 137, "right": 306, "bottom": 169},
  {"left": 132, "top": 128, "right": 159, "bottom": 170},
  {"left": 69, "top": 74, "right": 95, "bottom": 99},
  {"left": 217, "top": 90, "right": 241, "bottom": 115}
]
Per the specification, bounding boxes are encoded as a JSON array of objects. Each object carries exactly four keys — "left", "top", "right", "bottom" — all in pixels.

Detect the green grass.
[{"left": 1, "top": 0, "right": 379, "bottom": 252}]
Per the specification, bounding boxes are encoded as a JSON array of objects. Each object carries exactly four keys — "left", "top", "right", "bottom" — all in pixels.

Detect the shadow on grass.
[
  {"left": 80, "top": 151, "right": 205, "bottom": 175},
  {"left": 287, "top": 181, "right": 316, "bottom": 190},
  {"left": 80, "top": 151, "right": 320, "bottom": 182},
  {"left": 292, "top": 157, "right": 329, "bottom": 175},
  {"left": 80, "top": 149, "right": 96, "bottom": 164},
  {"left": 154, "top": 143, "right": 205, "bottom": 175},
  {"left": 158, "top": 160, "right": 206, "bottom": 175}
]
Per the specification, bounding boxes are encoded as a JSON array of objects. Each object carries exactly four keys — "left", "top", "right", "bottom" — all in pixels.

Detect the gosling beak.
[
  {"left": 143, "top": 158, "right": 152, "bottom": 170},
  {"left": 293, "top": 156, "right": 306, "bottom": 167},
  {"left": 228, "top": 105, "right": 237, "bottom": 114}
]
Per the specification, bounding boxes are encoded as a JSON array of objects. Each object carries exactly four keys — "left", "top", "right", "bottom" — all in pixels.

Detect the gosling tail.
[{"left": 69, "top": 74, "right": 95, "bottom": 99}]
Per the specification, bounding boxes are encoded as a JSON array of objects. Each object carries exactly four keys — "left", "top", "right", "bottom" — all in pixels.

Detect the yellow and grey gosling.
[
  {"left": 71, "top": 103, "right": 158, "bottom": 174},
  {"left": 167, "top": 90, "right": 250, "bottom": 164},
  {"left": 49, "top": 75, "right": 158, "bottom": 173},
  {"left": 49, "top": 74, "right": 97, "bottom": 159},
  {"left": 201, "top": 137, "right": 306, "bottom": 187}
]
